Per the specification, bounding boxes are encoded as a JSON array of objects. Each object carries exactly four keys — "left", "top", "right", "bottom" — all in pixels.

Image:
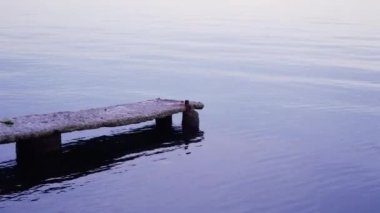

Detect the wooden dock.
[{"left": 0, "top": 99, "right": 204, "bottom": 163}]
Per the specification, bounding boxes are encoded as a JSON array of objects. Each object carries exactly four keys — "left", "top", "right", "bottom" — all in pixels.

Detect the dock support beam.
[
  {"left": 155, "top": 116, "right": 173, "bottom": 130},
  {"left": 16, "top": 132, "right": 62, "bottom": 165}
]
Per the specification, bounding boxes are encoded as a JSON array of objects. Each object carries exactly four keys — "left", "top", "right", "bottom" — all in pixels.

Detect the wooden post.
[
  {"left": 155, "top": 115, "right": 173, "bottom": 130},
  {"left": 182, "top": 100, "right": 200, "bottom": 132},
  {"left": 16, "top": 132, "right": 62, "bottom": 165}
]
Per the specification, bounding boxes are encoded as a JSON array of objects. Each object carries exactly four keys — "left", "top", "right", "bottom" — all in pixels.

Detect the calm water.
[{"left": 1, "top": 0, "right": 380, "bottom": 212}]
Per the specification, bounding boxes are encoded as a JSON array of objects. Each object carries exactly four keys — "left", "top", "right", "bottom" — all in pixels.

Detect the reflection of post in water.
[{"left": 0, "top": 125, "right": 204, "bottom": 199}]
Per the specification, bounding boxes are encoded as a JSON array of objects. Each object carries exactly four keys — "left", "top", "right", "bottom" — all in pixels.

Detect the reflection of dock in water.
[{"left": 0, "top": 125, "right": 204, "bottom": 200}]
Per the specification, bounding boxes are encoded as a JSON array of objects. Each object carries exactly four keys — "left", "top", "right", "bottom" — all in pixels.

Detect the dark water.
[{"left": 1, "top": 0, "right": 380, "bottom": 212}]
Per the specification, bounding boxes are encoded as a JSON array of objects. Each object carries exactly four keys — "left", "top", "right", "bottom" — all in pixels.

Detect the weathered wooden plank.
[{"left": 0, "top": 99, "right": 204, "bottom": 144}]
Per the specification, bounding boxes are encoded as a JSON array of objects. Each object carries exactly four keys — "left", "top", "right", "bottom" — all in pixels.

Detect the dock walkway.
[
  {"left": 0, "top": 99, "right": 204, "bottom": 144},
  {"left": 0, "top": 99, "right": 204, "bottom": 164}
]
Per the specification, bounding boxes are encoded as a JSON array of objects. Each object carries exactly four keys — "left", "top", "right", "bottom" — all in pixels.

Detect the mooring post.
[
  {"left": 182, "top": 100, "right": 200, "bottom": 132},
  {"left": 16, "top": 132, "right": 62, "bottom": 164},
  {"left": 155, "top": 115, "right": 173, "bottom": 130}
]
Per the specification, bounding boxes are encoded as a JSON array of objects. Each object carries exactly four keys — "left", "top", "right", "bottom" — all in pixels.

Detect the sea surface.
[{"left": 1, "top": 0, "right": 380, "bottom": 212}]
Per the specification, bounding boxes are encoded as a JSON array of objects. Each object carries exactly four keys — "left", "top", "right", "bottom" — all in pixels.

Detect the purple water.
[{"left": 1, "top": 0, "right": 380, "bottom": 212}]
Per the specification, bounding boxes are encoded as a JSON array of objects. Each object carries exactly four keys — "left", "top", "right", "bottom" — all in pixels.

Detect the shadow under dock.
[{"left": 0, "top": 125, "right": 204, "bottom": 200}]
